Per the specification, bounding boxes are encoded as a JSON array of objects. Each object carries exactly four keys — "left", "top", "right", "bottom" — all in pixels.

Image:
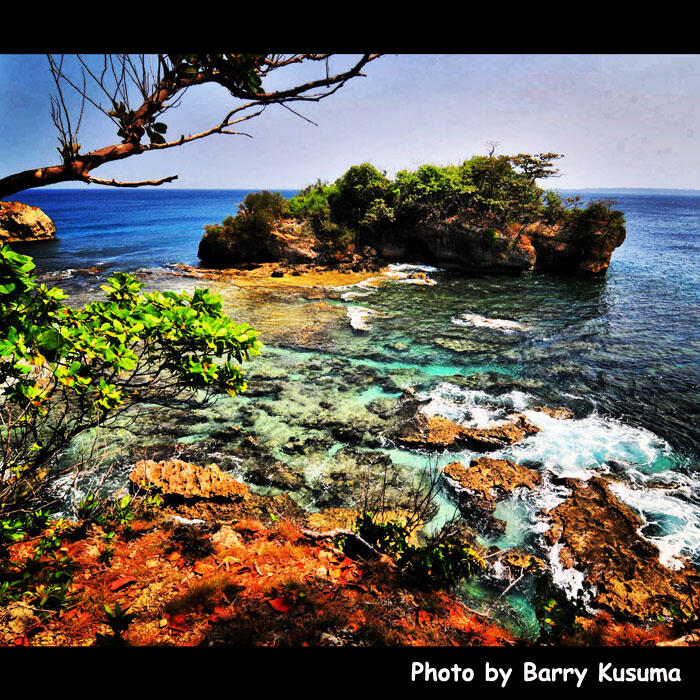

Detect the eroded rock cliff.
[{"left": 0, "top": 201, "right": 56, "bottom": 243}]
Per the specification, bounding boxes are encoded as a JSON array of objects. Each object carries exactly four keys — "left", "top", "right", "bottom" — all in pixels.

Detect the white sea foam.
[
  {"left": 340, "top": 290, "right": 372, "bottom": 301},
  {"left": 608, "top": 481, "right": 700, "bottom": 568},
  {"left": 451, "top": 313, "right": 529, "bottom": 333},
  {"left": 548, "top": 542, "right": 590, "bottom": 600},
  {"left": 386, "top": 263, "right": 439, "bottom": 286},
  {"left": 418, "top": 381, "right": 700, "bottom": 569},
  {"left": 420, "top": 383, "right": 532, "bottom": 427},
  {"left": 347, "top": 305, "right": 381, "bottom": 331},
  {"left": 388, "top": 263, "right": 442, "bottom": 273}
]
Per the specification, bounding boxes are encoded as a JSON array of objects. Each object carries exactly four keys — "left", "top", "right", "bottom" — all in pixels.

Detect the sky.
[{"left": 2, "top": 53, "right": 700, "bottom": 191}]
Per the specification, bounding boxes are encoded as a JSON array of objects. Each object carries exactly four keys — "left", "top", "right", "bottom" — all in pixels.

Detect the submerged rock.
[
  {"left": 0, "top": 201, "right": 56, "bottom": 243},
  {"left": 542, "top": 476, "right": 700, "bottom": 621}
]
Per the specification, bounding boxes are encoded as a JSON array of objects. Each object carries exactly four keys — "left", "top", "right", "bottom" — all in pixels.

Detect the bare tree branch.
[
  {"left": 86, "top": 174, "right": 179, "bottom": 188},
  {"left": 0, "top": 53, "right": 382, "bottom": 199}
]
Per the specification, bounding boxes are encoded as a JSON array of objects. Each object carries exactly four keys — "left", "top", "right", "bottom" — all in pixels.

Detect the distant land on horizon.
[
  {"left": 559, "top": 187, "right": 700, "bottom": 196},
  {"left": 11, "top": 186, "right": 700, "bottom": 197}
]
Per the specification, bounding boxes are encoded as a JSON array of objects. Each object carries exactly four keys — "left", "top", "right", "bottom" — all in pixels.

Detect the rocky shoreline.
[{"left": 198, "top": 214, "right": 626, "bottom": 276}]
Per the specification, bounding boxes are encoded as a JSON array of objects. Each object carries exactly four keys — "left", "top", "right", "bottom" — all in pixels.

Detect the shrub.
[
  {"left": 327, "top": 163, "right": 393, "bottom": 228},
  {"left": 199, "top": 190, "right": 287, "bottom": 261},
  {"left": 570, "top": 199, "right": 626, "bottom": 243},
  {"left": 353, "top": 511, "right": 486, "bottom": 589},
  {"left": 0, "top": 245, "right": 261, "bottom": 512},
  {"left": 393, "top": 163, "right": 470, "bottom": 221}
]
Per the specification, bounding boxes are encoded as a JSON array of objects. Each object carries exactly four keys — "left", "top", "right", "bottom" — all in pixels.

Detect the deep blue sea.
[{"left": 7, "top": 187, "right": 700, "bottom": 637}]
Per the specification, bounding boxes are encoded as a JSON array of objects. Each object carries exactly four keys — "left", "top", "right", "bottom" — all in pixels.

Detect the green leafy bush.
[
  {"left": 353, "top": 511, "right": 486, "bottom": 589},
  {"left": 327, "top": 163, "right": 393, "bottom": 228},
  {"left": 0, "top": 245, "right": 261, "bottom": 511},
  {"left": 199, "top": 190, "right": 288, "bottom": 261},
  {"left": 570, "top": 199, "right": 626, "bottom": 243},
  {"left": 0, "top": 514, "right": 77, "bottom": 614},
  {"left": 533, "top": 571, "right": 590, "bottom": 643}
]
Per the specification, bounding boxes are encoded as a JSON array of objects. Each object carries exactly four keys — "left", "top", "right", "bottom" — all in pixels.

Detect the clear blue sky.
[{"left": 2, "top": 53, "right": 700, "bottom": 190}]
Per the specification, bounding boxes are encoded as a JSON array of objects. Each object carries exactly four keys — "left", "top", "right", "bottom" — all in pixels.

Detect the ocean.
[{"left": 7, "top": 187, "right": 700, "bottom": 637}]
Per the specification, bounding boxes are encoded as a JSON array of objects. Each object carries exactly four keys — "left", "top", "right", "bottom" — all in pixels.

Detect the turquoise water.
[{"left": 7, "top": 188, "right": 700, "bottom": 638}]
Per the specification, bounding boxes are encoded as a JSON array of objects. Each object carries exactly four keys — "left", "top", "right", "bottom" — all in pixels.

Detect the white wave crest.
[
  {"left": 452, "top": 313, "right": 529, "bottom": 333},
  {"left": 347, "top": 305, "right": 381, "bottom": 331}
]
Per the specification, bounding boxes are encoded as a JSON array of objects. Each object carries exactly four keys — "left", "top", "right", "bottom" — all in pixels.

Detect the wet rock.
[
  {"left": 0, "top": 201, "right": 56, "bottom": 243},
  {"left": 490, "top": 548, "right": 546, "bottom": 580},
  {"left": 530, "top": 405, "right": 575, "bottom": 419},
  {"left": 391, "top": 411, "right": 540, "bottom": 451},
  {"left": 130, "top": 459, "right": 248, "bottom": 501},
  {"left": 434, "top": 337, "right": 493, "bottom": 354},
  {"left": 542, "top": 476, "right": 700, "bottom": 621},
  {"left": 243, "top": 377, "right": 285, "bottom": 398},
  {"left": 443, "top": 458, "right": 541, "bottom": 537},
  {"left": 444, "top": 458, "right": 542, "bottom": 502}
]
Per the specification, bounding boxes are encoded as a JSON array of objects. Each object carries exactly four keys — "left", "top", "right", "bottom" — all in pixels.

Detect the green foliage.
[
  {"left": 104, "top": 601, "right": 134, "bottom": 637},
  {"left": 200, "top": 190, "right": 288, "bottom": 260},
  {"left": 570, "top": 199, "right": 626, "bottom": 243},
  {"left": 287, "top": 180, "right": 334, "bottom": 221},
  {"left": 287, "top": 152, "right": 566, "bottom": 239},
  {"left": 542, "top": 190, "right": 580, "bottom": 223},
  {"left": 392, "top": 163, "right": 471, "bottom": 220},
  {"left": 0, "top": 245, "right": 261, "bottom": 510},
  {"left": 327, "top": 163, "right": 394, "bottom": 228},
  {"left": 203, "top": 152, "right": 625, "bottom": 265},
  {"left": 353, "top": 512, "right": 486, "bottom": 589},
  {"left": 0, "top": 514, "right": 77, "bottom": 615}
]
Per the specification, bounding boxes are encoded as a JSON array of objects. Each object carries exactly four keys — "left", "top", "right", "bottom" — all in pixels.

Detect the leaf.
[
  {"left": 268, "top": 597, "right": 293, "bottom": 613},
  {"left": 417, "top": 610, "right": 431, "bottom": 625},
  {"left": 109, "top": 576, "right": 137, "bottom": 592},
  {"left": 167, "top": 613, "right": 189, "bottom": 632}
]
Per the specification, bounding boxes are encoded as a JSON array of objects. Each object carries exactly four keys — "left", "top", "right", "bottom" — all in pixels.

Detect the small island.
[{"left": 198, "top": 154, "right": 626, "bottom": 275}]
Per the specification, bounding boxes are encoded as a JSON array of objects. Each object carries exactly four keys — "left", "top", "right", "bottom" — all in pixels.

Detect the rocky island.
[{"left": 198, "top": 154, "right": 626, "bottom": 275}]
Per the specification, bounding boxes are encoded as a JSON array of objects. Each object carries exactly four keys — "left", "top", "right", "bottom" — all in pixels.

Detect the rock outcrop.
[
  {"left": 0, "top": 201, "right": 56, "bottom": 243},
  {"left": 542, "top": 476, "right": 700, "bottom": 621},
  {"left": 443, "top": 458, "right": 542, "bottom": 536},
  {"left": 391, "top": 411, "right": 540, "bottom": 451},
  {"left": 130, "top": 459, "right": 248, "bottom": 501},
  {"left": 199, "top": 212, "right": 625, "bottom": 275}
]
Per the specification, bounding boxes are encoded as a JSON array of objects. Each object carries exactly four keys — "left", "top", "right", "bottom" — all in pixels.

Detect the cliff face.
[
  {"left": 199, "top": 212, "right": 626, "bottom": 275},
  {"left": 0, "top": 201, "right": 56, "bottom": 244},
  {"left": 369, "top": 215, "right": 626, "bottom": 274}
]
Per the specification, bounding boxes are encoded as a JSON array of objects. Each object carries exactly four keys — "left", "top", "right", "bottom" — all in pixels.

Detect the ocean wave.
[
  {"left": 419, "top": 381, "right": 700, "bottom": 566},
  {"left": 608, "top": 481, "right": 700, "bottom": 569},
  {"left": 340, "top": 290, "right": 373, "bottom": 301},
  {"left": 452, "top": 313, "right": 529, "bottom": 333},
  {"left": 386, "top": 263, "right": 439, "bottom": 286},
  {"left": 419, "top": 382, "right": 531, "bottom": 426},
  {"left": 388, "top": 263, "right": 442, "bottom": 273}
]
